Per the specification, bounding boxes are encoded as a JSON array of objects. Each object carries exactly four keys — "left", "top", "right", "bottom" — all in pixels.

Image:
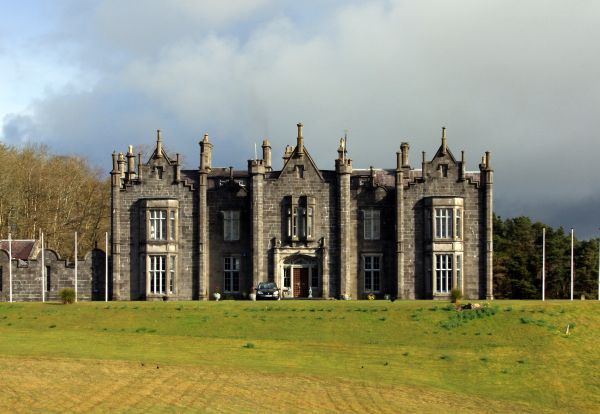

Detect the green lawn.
[{"left": 0, "top": 300, "right": 598, "bottom": 413}]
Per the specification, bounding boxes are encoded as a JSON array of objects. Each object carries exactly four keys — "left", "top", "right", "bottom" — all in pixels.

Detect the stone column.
[
  {"left": 272, "top": 242, "right": 280, "bottom": 287},
  {"left": 110, "top": 152, "right": 122, "bottom": 300},
  {"left": 198, "top": 135, "right": 212, "bottom": 300},
  {"left": 336, "top": 156, "right": 352, "bottom": 298},
  {"left": 249, "top": 160, "right": 266, "bottom": 288},
  {"left": 321, "top": 244, "right": 329, "bottom": 298},
  {"left": 395, "top": 149, "right": 405, "bottom": 299}
]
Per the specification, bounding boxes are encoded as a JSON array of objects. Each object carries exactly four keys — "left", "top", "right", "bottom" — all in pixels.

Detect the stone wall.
[{"left": 0, "top": 248, "right": 107, "bottom": 302}]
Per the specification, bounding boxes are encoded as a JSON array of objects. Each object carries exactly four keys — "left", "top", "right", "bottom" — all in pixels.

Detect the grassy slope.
[{"left": 0, "top": 300, "right": 598, "bottom": 413}]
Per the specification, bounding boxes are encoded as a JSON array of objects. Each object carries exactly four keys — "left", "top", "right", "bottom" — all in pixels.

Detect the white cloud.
[{"left": 2, "top": 0, "right": 600, "bottom": 236}]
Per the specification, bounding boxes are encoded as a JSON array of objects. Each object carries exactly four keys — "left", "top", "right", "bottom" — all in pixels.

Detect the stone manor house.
[
  {"left": 0, "top": 123, "right": 493, "bottom": 301},
  {"left": 112, "top": 124, "right": 493, "bottom": 301}
]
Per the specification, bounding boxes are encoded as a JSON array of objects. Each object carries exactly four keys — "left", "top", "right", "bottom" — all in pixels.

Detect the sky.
[{"left": 1, "top": 0, "right": 599, "bottom": 238}]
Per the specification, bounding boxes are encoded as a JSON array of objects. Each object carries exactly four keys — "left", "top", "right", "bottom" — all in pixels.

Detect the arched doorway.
[{"left": 281, "top": 255, "right": 318, "bottom": 298}]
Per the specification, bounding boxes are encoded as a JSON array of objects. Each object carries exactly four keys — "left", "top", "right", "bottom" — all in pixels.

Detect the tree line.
[
  {"left": 0, "top": 143, "right": 110, "bottom": 259},
  {"left": 494, "top": 215, "right": 599, "bottom": 299}
]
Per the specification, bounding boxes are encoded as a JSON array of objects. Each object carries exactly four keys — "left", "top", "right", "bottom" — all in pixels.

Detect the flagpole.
[
  {"left": 74, "top": 231, "right": 78, "bottom": 302},
  {"left": 542, "top": 227, "right": 545, "bottom": 301},
  {"left": 41, "top": 231, "right": 45, "bottom": 302},
  {"left": 105, "top": 232, "right": 108, "bottom": 302},
  {"left": 570, "top": 228, "right": 574, "bottom": 301},
  {"left": 8, "top": 233, "right": 12, "bottom": 303}
]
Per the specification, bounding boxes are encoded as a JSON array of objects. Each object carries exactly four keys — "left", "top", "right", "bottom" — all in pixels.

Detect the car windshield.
[{"left": 258, "top": 282, "right": 276, "bottom": 289}]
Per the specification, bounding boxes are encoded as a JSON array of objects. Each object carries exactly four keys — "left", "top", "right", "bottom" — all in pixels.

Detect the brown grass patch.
[{"left": 0, "top": 356, "right": 548, "bottom": 413}]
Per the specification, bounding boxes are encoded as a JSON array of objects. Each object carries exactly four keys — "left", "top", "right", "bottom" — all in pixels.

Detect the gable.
[{"left": 277, "top": 146, "right": 324, "bottom": 182}]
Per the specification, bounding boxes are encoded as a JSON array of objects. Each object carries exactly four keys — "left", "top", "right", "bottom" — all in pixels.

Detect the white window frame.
[
  {"left": 435, "top": 254, "right": 453, "bottom": 294},
  {"left": 364, "top": 209, "right": 381, "bottom": 240},
  {"left": 224, "top": 211, "right": 240, "bottom": 241},
  {"left": 286, "top": 197, "right": 316, "bottom": 241},
  {"left": 363, "top": 254, "right": 382, "bottom": 292},
  {"left": 224, "top": 256, "right": 240, "bottom": 292},
  {"left": 435, "top": 208, "right": 453, "bottom": 239},
  {"left": 286, "top": 207, "right": 293, "bottom": 238},
  {"left": 149, "top": 255, "right": 166, "bottom": 294},
  {"left": 292, "top": 206, "right": 298, "bottom": 238},
  {"left": 149, "top": 210, "right": 167, "bottom": 240},
  {"left": 169, "top": 210, "right": 176, "bottom": 241},
  {"left": 456, "top": 254, "right": 462, "bottom": 292},
  {"left": 283, "top": 267, "right": 291, "bottom": 289},
  {"left": 455, "top": 208, "right": 462, "bottom": 239},
  {"left": 169, "top": 255, "right": 176, "bottom": 294}
]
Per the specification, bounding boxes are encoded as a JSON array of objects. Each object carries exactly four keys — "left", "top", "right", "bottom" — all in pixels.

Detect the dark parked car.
[{"left": 255, "top": 282, "right": 280, "bottom": 300}]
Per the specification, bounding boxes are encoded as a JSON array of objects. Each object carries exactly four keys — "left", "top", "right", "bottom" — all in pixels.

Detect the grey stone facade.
[{"left": 111, "top": 124, "right": 493, "bottom": 301}]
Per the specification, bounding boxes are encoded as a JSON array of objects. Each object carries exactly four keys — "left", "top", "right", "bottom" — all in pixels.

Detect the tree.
[{"left": 0, "top": 144, "right": 110, "bottom": 259}]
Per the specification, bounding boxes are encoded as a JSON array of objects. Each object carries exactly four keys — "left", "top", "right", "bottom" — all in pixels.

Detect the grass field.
[{"left": 0, "top": 299, "right": 598, "bottom": 413}]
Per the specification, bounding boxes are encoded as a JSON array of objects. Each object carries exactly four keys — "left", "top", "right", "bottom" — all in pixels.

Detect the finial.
[
  {"left": 203, "top": 133, "right": 209, "bottom": 143},
  {"left": 128, "top": 145, "right": 133, "bottom": 154},
  {"left": 157, "top": 129, "right": 162, "bottom": 141},
  {"left": 338, "top": 138, "right": 345, "bottom": 161}
]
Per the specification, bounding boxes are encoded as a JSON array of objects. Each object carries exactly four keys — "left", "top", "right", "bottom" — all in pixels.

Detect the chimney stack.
[
  {"left": 156, "top": 130, "right": 163, "bottom": 158},
  {"left": 200, "top": 133, "right": 213, "bottom": 171},
  {"left": 400, "top": 142, "right": 410, "bottom": 168},
  {"left": 126, "top": 145, "right": 136, "bottom": 180},
  {"left": 262, "top": 139, "right": 272, "bottom": 171},
  {"left": 441, "top": 127, "right": 447, "bottom": 155},
  {"left": 296, "top": 123, "right": 304, "bottom": 156}
]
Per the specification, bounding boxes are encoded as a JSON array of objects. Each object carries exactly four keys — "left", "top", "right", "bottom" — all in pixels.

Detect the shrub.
[
  {"left": 60, "top": 288, "right": 76, "bottom": 304},
  {"left": 450, "top": 288, "right": 463, "bottom": 303}
]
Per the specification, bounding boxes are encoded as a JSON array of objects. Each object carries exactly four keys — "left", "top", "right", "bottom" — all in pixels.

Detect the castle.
[{"left": 110, "top": 124, "right": 494, "bottom": 301}]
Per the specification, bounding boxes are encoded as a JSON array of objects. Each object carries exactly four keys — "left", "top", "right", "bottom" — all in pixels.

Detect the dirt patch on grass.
[{"left": 0, "top": 356, "right": 549, "bottom": 413}]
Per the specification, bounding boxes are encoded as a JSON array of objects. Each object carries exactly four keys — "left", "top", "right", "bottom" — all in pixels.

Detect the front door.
[{"left": 293, "top": 268, "right": 310, "bottom": 297}]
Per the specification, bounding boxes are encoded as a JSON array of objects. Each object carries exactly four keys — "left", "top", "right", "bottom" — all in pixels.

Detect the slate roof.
[{"left": 0, "top": 240, "right": 37, "bottom": 260}]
